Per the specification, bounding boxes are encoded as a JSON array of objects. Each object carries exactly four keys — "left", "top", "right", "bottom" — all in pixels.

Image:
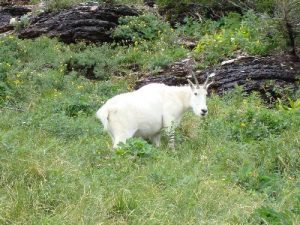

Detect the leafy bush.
[
  {"left": 176, "top": 17, "right": 221, "bottom": 39},
  {"left": 277, "top": 98, "right": 300, "bottom": 111},
  {"left": 67, "top": 44, "right": 122, "bottom": 80},
  {"left": 0, "top": 36, "right": 75, "bottom": 105},
  {"left": 0, "top": 35, "right": 21, "bottom": 103},
  {"left": 251, "top": 206, "right": 293, "bottom": 225},
  {"left": 13, "top": 15, "right": 30, "bottom": 32},
  {"left": 255, "top": 0, "right": 276, "bottom": 13},
  {"left": 115, "top": 138, "right": 159, "bottom": 159},
  {"left": 113, "top": 14, "right": 188, "bottom": 70},
  {"left": 226, "top": 107, "right": 293, "bottom": 141},
  {"left": 231, "top": 164, "right": 284, "bottom": 197},
  {"left": 113, "top": 13, "right": 173, "bottom": 43},
  {"left": 194, "top": 11, "right": 281, "bottom": 67},
  {"left": 118, "top": 39, "right": 188, "bottom": 71},
  {"left": 156, "top": 0, "right": 276, "bottom": 13}
]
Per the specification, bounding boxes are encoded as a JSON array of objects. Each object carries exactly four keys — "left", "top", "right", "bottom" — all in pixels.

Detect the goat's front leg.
[
  {"left": 166, "top": 126, "right": 175, "bottom": 149},
  {"left": 163, "top": 119, "right": 176, "bottom": 149}
]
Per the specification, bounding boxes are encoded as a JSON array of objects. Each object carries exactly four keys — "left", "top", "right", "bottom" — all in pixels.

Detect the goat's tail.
[{"left": 96, "top": 104, "right": 110, "bottom": 131}]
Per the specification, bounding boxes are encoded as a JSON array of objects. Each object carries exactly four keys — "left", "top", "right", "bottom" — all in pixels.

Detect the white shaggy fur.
[{"left": 96, "top": 77, "right": 213, "bottom": 149}]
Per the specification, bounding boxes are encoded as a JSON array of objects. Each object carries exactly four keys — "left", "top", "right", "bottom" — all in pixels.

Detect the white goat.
[{"left": 96, "top": 71, "right": 215, "bottom": 149}]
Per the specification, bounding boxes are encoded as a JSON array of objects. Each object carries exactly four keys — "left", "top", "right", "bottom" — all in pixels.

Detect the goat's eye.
[{"left": 194, "top": 93, "right": 198, "bottom": 96}]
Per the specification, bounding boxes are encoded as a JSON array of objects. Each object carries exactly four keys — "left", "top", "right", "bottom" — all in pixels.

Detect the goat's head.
[{"left": 187, "top": 72, "right": 215, "bottom": 117}]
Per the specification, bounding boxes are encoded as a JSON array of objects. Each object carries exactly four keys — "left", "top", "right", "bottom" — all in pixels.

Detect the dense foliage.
[
  {"left": 0, "top": 1, "right": 299, "bottom": 224},
  {"left": 31, "top": 0, "right": 143, "bottom": 11},
  {"left": 192, "top": 11, "right": 281, "bottom": 66},
  {"left": 156, "top": 0, "right": 276, "bottom": 11}
]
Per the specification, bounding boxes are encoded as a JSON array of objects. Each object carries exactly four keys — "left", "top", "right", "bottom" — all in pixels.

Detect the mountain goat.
[{"left": 96, "top": 70, "right": 215, "bottom": 149}]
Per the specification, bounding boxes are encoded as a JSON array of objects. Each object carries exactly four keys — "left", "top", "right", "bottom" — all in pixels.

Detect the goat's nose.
[{"left": 201, "top": 109, "right": 208, "bottom": 114}]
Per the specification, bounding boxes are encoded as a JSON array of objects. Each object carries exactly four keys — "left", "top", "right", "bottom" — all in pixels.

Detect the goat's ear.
[{"left": 187, "top": 79, "right": 195, "bottom": 89}]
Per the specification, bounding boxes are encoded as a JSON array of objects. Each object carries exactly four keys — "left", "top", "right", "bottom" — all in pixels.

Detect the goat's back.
[{"left": 99, "top": 83, "right": 168, "bottom": 137}]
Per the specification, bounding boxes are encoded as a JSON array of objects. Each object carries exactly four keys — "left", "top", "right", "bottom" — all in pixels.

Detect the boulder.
[{"left": 18, "top": 3, "right": 139, "bottom": 43}]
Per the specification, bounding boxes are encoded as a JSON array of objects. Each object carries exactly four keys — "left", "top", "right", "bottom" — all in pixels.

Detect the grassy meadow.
[{"left": 1, "top": 3, "right": 300, "bottom": 224}]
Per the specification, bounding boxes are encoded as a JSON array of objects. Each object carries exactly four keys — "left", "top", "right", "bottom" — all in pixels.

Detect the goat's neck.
[{"left": 174, "top": 86, "right": 192, "bottom": 112}]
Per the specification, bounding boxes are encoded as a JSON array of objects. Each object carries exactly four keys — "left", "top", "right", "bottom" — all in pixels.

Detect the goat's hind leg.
[
  {"left": 112, "top": 130, "right": 136, "bottom": 149},
  {"left": 108, "top": 109, "right": 137, "bottom": 149}
]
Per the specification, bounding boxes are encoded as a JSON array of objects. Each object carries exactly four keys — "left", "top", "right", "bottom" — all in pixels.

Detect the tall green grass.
[
  {"left": 0, "top": 12, "right": 299, "bottom": 223},
  {"left": 1, "top": 69, "right": 299, "bottom": 224}
]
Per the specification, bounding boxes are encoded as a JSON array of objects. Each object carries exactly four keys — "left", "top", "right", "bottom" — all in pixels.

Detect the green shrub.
[
  {"left": 232, "top": 166, "right": 282, "bottom": 193},
  {"left": 194, "top": 11, "right": 282, "bottom": 67},
  {"left": 67, "top": 44, "right": 121, "bottom": 80},
  {"left": 226, "top": 108, "right": 293, "bottom": 142},
  {"left": 252, "top": 206, "right": 293, "bottom": 225},
  {"left": 0, "top": 35, "right": 21, "bottom": 102},
  {"left": 156, "top": 0, "right": 276, "bottom": 13},
  {"left": 113, "top": 13, "right": 173, "bottom": 43},
  {"left": 277, "top": 98, "right": 300, "bottom": 111},
  {"left": 176, "top": 17, "right": 221, "bottom": 39},
  {"left": 13, "top": 15, "right": 30, "bottom": 31},
  {"left": 255, "top": 0, "right": 276, "bottom": 13},
  {"left": 115, "top": 138, "right": 159, "bottom": 159},
  {"left": 118, "top": 39, "right": 188, "bottom": 71},
  {"left": 18, "top": 37, "right": 72, "bottom": 72}
]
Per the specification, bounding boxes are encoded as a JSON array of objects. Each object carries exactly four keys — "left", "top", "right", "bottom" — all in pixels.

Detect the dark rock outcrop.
[
  {"left": 1, "top": 4, "right": 31, "bottom": 15},
  {"left": 0, "top": 11, "right": 13, "bottom": 33},
  {"left": 0, "top": 5, "right": 31, "bottom": 33},
  {"left": 135, "top": 56, "right": 300, "bottom": 100},
  {"left": 144, "top": 0, "right": 155, "bottom": 7},
  {"left": 0, "top": 0, "right": 30, "bottom": 6},
  {"left": 18, "top": 3, "right": 139, "bottom": 43}
]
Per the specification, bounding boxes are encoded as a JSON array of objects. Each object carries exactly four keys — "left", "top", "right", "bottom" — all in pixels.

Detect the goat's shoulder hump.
[{"left": 138, "top": 83, "right": 168, "bottom": 91}]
